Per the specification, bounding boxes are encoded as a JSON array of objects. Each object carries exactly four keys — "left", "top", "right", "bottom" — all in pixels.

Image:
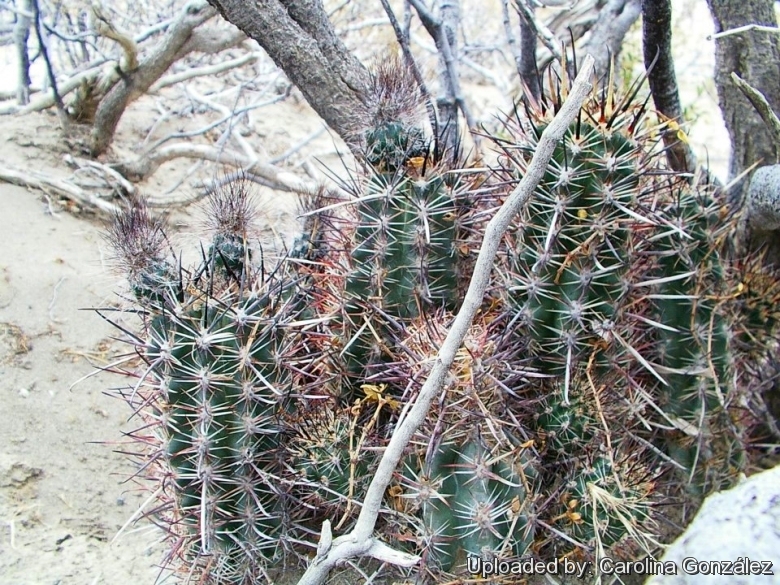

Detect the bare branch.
[
  {"left": 513, "top": 0, "right": 563, "bottom": 63},
  {"left": 111, "top": 143, "right": 326, "bottom": 196},
  {"left": 708, "top": 0, "right": 780, "bottom": 186},
  {"left": 149, "top": 51, "right": 259, "bottom": 93},
  {"left": 89, "top": 2, "right": 139, "bottom": 72},
  {"left": 205, "top": 0, "right": 371, "bottom": 146},
  {"left": 13, "top": 0, "right": 33, "bottom": 105},
  {"left": 32, "top": 0, "right": 67, "bottom": 125},
  {"left": 731, "top": 72, "right": 780, "bottom": 157},
  {"left": 89, "top": 0, "right": 217, "bottom": 155},
  {"left": 405, "top": 0, "right": 438, "bottom": 31},
  {"left": 501, "top": 0, "right": 522, "bottom": 77},
  {"left": 176, "top": 23, "right": 246, "bottom": 56},
  {"left": 581, "top": 0, "right": 641, "bottom": 80},
  {"left": 708, "top": 22, "right": 780, "bottom": 40},
  {"left": 0, "top": 164, "right": 121, "bottom": 215},
  {"left": 295, "top": 54, "right": 596, "bottom": 585},
  {"left": 0, "top": 16, "right": 219, "bottom": 115},
  {"left": 407, "top": 0, "right": 479, "bottom": 156},
  {"left": 515, "top": 0, "right": 541, "bottom": 104},
  {"left": 144, "top": 92, "right": 289, "bottom": 153},
  {"left": 0, "top": 64, "right": 104, "bottom": 115},
  {"left": 642, "top": 0, "right": 697, "bottom": 176}
]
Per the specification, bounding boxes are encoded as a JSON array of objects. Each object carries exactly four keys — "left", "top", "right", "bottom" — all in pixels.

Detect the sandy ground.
[
  {"left": 0, "top": 3, "right": 733, "bottom": 585},
  {"left": 0, "top": 180, "right": 164, "bottom": 584}
]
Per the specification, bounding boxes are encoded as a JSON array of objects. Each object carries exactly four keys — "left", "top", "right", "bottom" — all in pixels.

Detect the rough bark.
[
  {"left": 642, "top": 0, "right": 697, "bottom": 175},
  {"left": 581, "top": 0, "right": 642, "bottom": 81},
  {"left": 708, "top": 0, "right": 780, "bottom": 187},
  {"left": 708, "top": 0, "right": 780, "bottom": 264},
  {"left": 205, "top": 0, "right": 371, "bottom": 146}
]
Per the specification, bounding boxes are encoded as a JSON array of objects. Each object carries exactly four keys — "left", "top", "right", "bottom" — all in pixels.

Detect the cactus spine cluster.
[{"left": 102, "top": 60, "right": 778, "bottom": 584}]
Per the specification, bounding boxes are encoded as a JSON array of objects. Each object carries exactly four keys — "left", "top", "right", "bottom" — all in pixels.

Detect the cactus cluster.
[
  {"left": 102, "top": 61, "right": 778, "bottom": 584},
  {"left": 106, "top": 189, "right": 300, "bottom": 582},
  {"left": 491, "top": 83, "right": 754, "bottom": 555}
]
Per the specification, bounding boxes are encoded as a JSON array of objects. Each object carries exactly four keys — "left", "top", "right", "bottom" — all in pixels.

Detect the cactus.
[
  {"left": 383, "top": 312, "right": 537, "bottom": 576},
  {"left": 557, "top": 453, "right": 653, "bottom": 554},
  {"left": 490, "top": 70, "right": 767, "bottom": 557},
  {"left": 106, "top": 183, "right": 299, "bottom": 583},
  {"left": 285, "top": 397, "right": 384, "bottom": 531},
  {"left": 305, "top": 60, "right": 473, "bottom": 402},
  {"left": 100, "top": 59, "right": 779, "bottom": 585}
]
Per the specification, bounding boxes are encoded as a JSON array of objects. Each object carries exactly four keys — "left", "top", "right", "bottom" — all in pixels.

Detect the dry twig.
[
  {"left": 731, "top": 72, "right": 780, "bottom": 155},
  {"left": 0, "top": 163, "right": 120, "bottom": 215}
]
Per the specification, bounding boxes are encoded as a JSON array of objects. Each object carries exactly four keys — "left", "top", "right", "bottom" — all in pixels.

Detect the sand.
[{"left": 0, "top": 177, "right": 164, "bottom": 583}]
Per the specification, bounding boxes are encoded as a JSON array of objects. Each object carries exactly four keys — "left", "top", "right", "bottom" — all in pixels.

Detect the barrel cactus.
[{"left": 105, "top": 182, "right": 310, "bottom": 582}]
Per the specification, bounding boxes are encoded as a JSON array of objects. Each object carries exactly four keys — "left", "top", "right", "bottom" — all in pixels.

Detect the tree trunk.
[
  {"left": 643, "top": 0, "right": 697, "bottom": 175},
  {"left": 708, "top": 0, "right": 780, "bottom": 264},
  {"left": 708, "top": 0, "right": 780, "bottom": 188},
  {"left": 205, "top": 0, "right": 372, "bottom": 147},
  {"left": 89, "top": 1, "right": 217, "bottom": 156}
]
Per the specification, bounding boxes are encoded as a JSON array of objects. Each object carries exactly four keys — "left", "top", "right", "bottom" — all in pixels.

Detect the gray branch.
[
  {"left": 407, "top": 0, "right": 478, "bottom": 157},
  {"left": 582, "top": 0, "right": 641, "bottom": 80},
  {"left": 89, "top": 0, "right": 217, "bottom": 155},
  {"left": 205, "top": 0, "right": 371, "bottom": 147},
  {"left": 642, "top": 0, "right": 697, "bottom": 175}
]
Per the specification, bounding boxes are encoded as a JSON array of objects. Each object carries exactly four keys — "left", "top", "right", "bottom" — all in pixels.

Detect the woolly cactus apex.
[
  {"left": 364, "top": 54, "right": 429, "bottom": 173},
  {"left": 203, "top": 176, "right": 259, "bottom": 277},
  {"left": 105, "top": 202, "right": 178, "bottom": 305}
]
